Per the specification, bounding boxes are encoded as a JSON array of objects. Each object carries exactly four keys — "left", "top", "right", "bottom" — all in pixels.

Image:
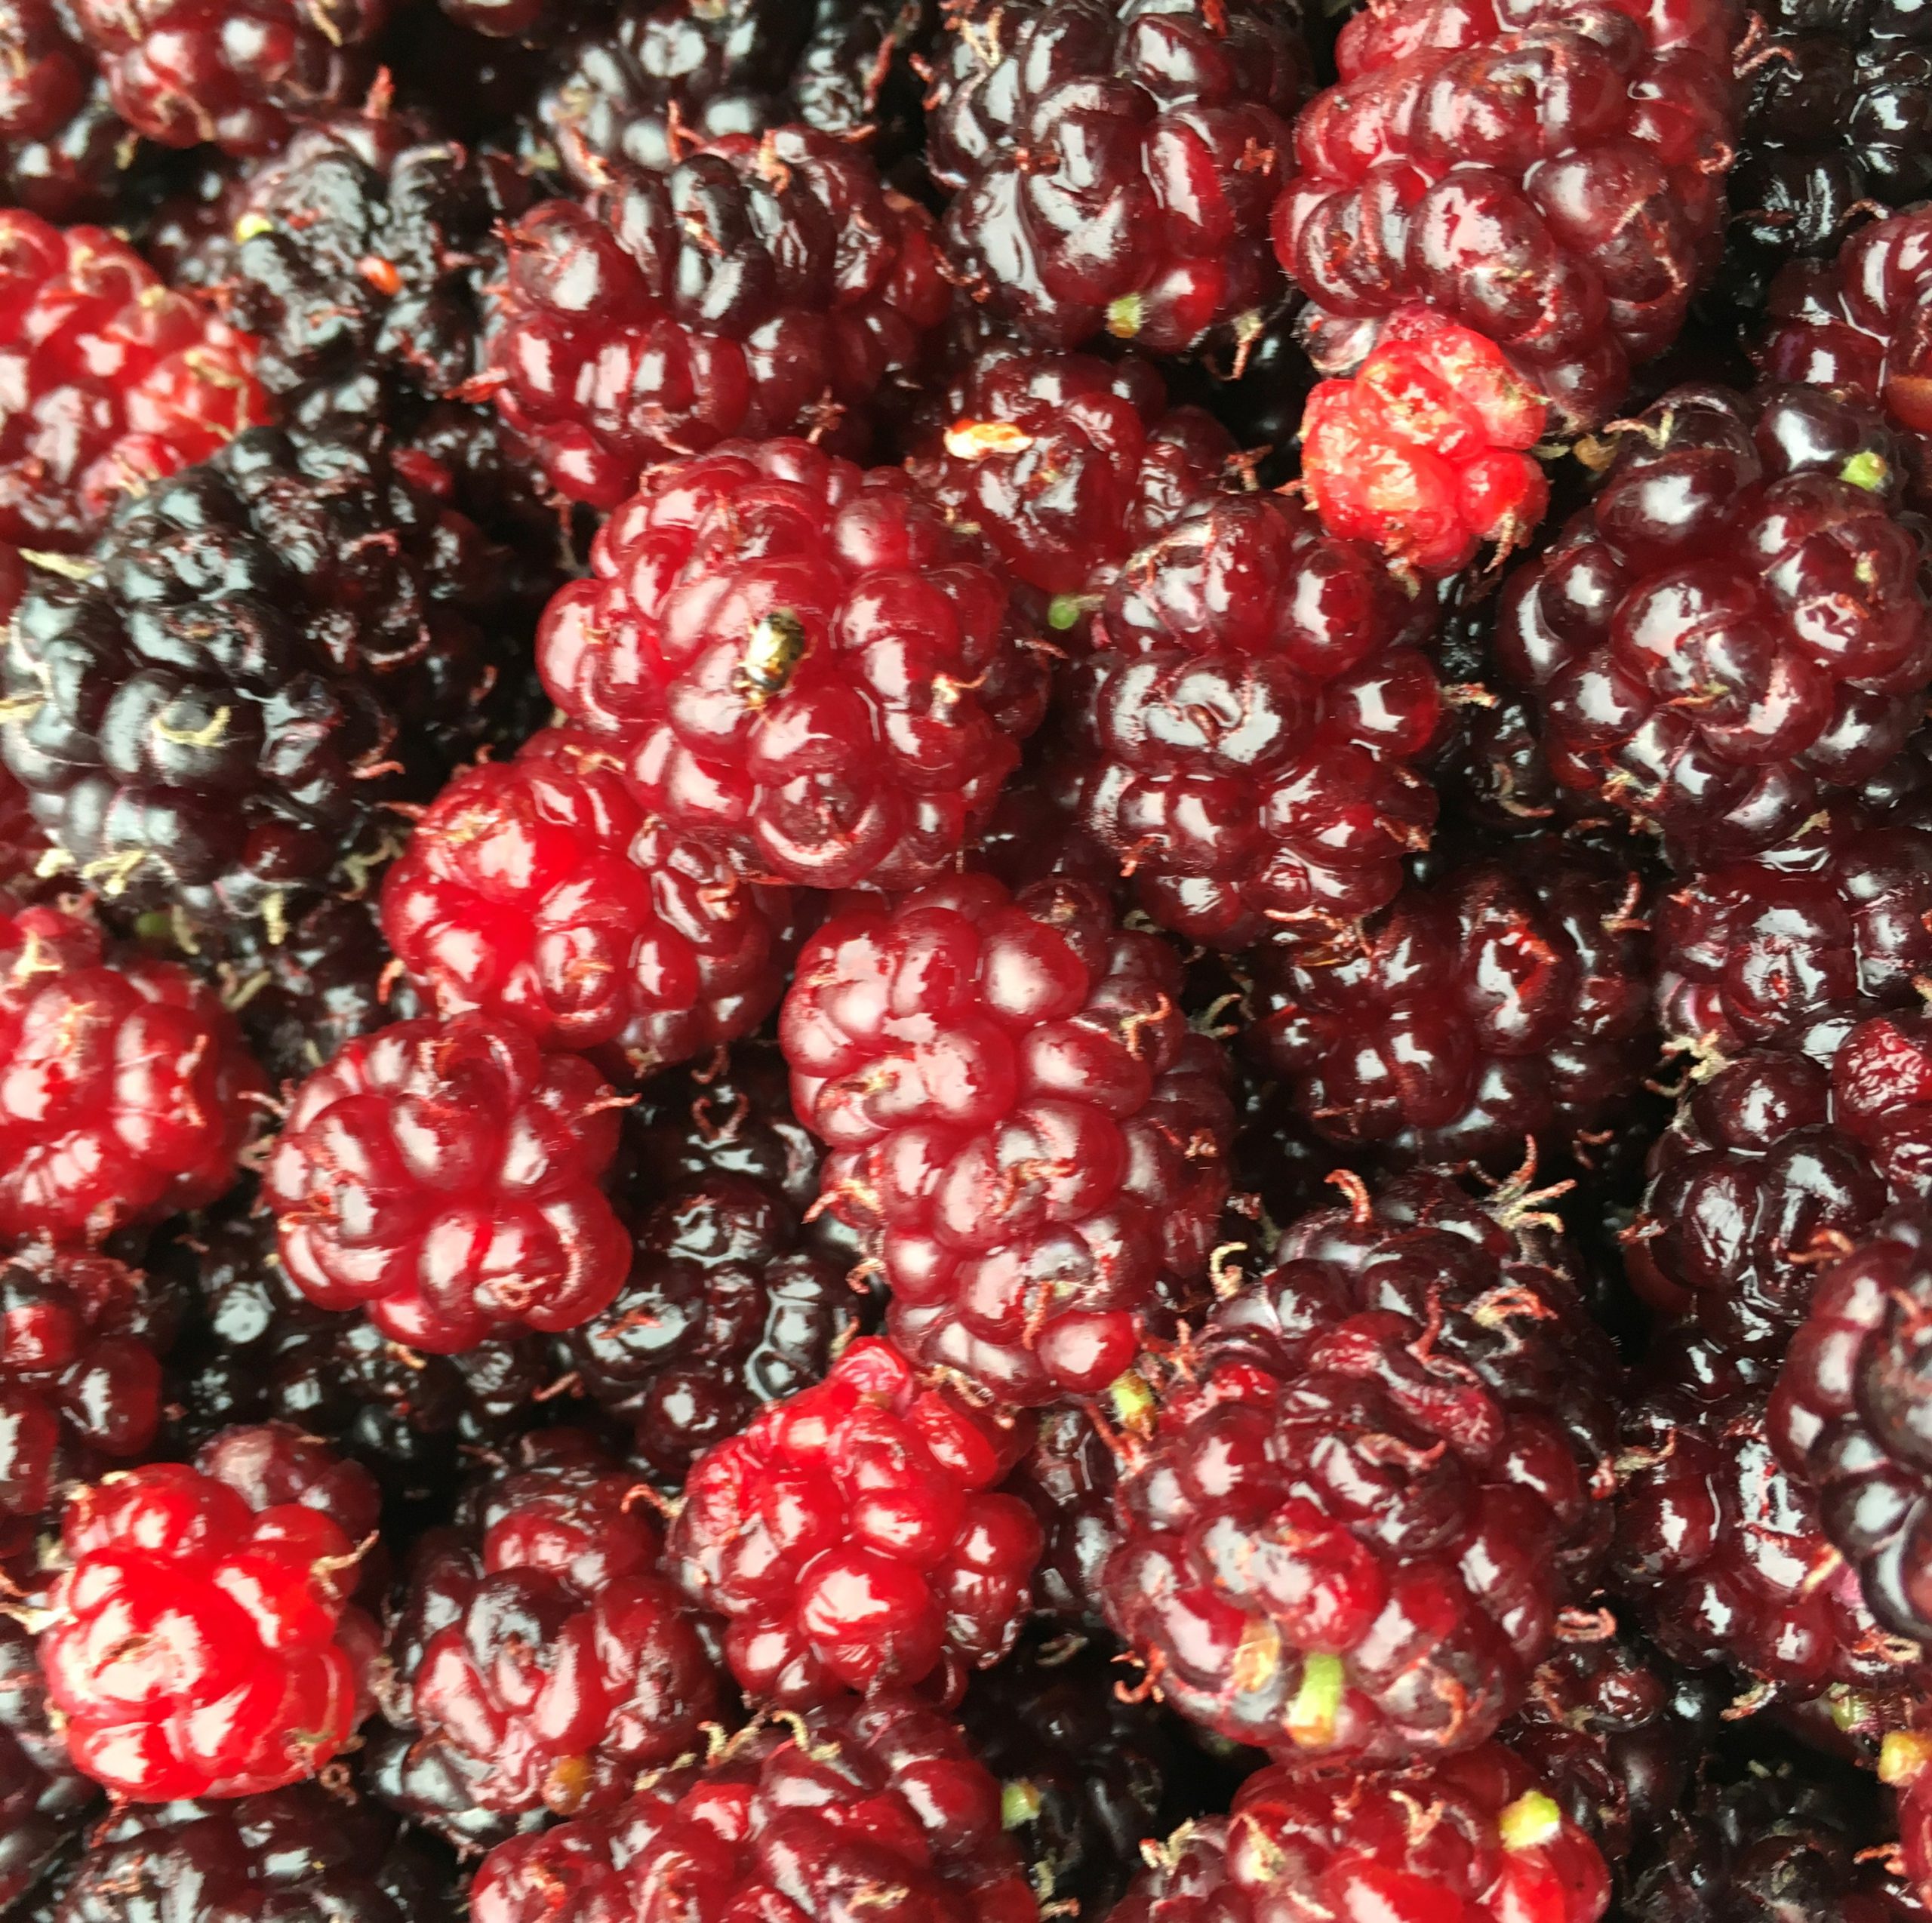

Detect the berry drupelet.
[
  {"left": 562, "top": 1167, "right": 863, "bottom": 1484},
  {"left": 1718, "top": 0, "right": 1932, "bottom": 317},
  {"left": 263, "top": 1012, "right": 632, "bottom": 1354},
  {"left": 1495, "top": 383, "right": 1932, "bottom": 870},
  {"left": 0, "top": 900, "right": 263, "bottom": 1245},
  {"left": 43, "top": 1780, "right": 456, "bottom": 1923},
  {"left": 66, "top": 0, "right": 388, "bottom": 154},
  {"left": 1298, "top": 306, "right": 1552, "bottom": 577},
  {"left": 470, "top": 1693, "right": 1037, "bottom": 1923},
  {"left": 2, "top": 425, "right": 518, "bottom": 931},
  {"left": 1103, "top": 1169, "right": 1620, "bottom": 1769},
  {"left": 37, "top": 1426, "right": 380, "bottom": 1801},
  {"left": 1623, "top": 1004, "right": 1932, "bottom": 1358},
  {"left": 1273, "top": 0, "right": 1742, "bottom": 432},
  {"left": 537, "top": 438, "right": 1048, "bottom": 892},
  {"left": 0, "top": 1241, "right": 184, "bottom": 1560},
  {"left": 910, "top": 342, "right": 1237, "bottom": 602},
  {"left": 1769, "top": 1203, "right": 1932, "bottom": 1648},
  {"left": 781, "top": 873, "right": 1234, "bottom": 1401},
  {"left": 1612, "top": 1330, "right": 1926, "bottom": 1715},
  {"left": 0, "top": 1615, "right": 92, "bottom": 1910},
  {"left": 381, "top": 1434, "right": 720, "bottom": 1829},
  {"left": 1656, "top": 815, "right": 1932, "bottom": 1056},
  {"left": 483, "top": 128, "right": 948, "bottom": 509},
  {"left": 668, "top": 1336, "right": 1040, "bottom": 1704},
  {"left": 1110, "top": 1746, "right": 1611, "bottom": 1923},
  {"left": 381, "top": 730, "right": 795, "bottom": 1081},
  {"left": 1061, "top": 490, "right": 1441, "bottom": 950},
  {"left": 1764, "top": 202, "right": 1932, "bottom": 497},
  {"left": 924, "top": 0, "right": 1312, "bottom": 355},
  {"left": 0, "top": 211, "right": 267, "bottom": 552},
  {"left": 1244, "top": 835, "right": 1657, "bottom": 1181}
]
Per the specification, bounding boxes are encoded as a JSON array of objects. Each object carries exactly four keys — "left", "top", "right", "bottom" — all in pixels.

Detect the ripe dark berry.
[
  {"left": 1495, "top": 383, "right": 1932, "bottom": 868},
  {"left": 1299, "top": 307, "right": 1552, "bottom": 577},
  {"left": 563, "top": 1169, "right": 863, "bottom": 1482},
  {"left": 1003, "top": 1399, "right": 1122, "bottom": 1624},
  {"left": 470, "top": 1692, "right": 1037, "bottom": 1923},
  {"left": 911, "top": 343, "right": 1237, "bottom": 599},
  {"left": 925, "top": 0, "right": 1312, "bottom": 355},
  {"left": 263, "top": 1012, "right": 632, "bottom": 1354},
  {"left": 2, "top": 426, "right": 521, "bottom": 931},
  {"left": 1111, "top": 1746, "right": 1612, "bottom": 1923},
  {"left": 38, "top": 1428, "right": 380, "bottom": 1801},
  {"left": 68, "top": 0, "right": 388, "bottom": 154},
  {"left": 0, "top": 211, "right": 267, "bottom": 552},
  {"left": 1245, "top": 836, "right": 1657, "bottom": 1180},
  {"left": 381, "top": 1436, "right": 720, "bottom": 1827},
  {"left": 1612, "top": 1331, "right": 1926, "bottom": 1712},
  {"left": 0, "top": 4, "right": 122, "bottom": 224},
  {"left": 484, "top": 130, "right": 948, "bottom": 509},
  {"left": 668, "top": 1336, "right": 1040, "bottom": 1704},
  {"left": 0, "top": 901, "right": 263, "bottom": 1245},
  {"left": 537, "top": 438, "right": 1048, "bottom": 891},
  {"left": 0, "top": 1615, "right": 91, "bottom": 1909},
  {"left": 1103, "top": 1169, "right": 1620, "bottom": 1768},
  {"left": 42, "top": 1779, "right": 456, "bottom": 1923},
  {"left": 1062, "top": 491, "right": 1441, "bottom": 949},
  {"left": 781, "top": 873, "right": 1234, "bottom": 1402},
  {"left": 1274, "top": 0, "right": 1741, "bottom": 431},
  {"left": 381, "top": 730, "right": 796, "bottom": 1081},
  {"left": 0, "top": 1241, "right": 184, "bottom": 1558}
]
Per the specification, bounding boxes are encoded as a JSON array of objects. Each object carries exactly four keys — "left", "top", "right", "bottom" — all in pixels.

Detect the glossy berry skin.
[
  {"left": 925, "top": 0, "right": 1311, "bottom": 355},
  {"left": 1656, "top": 817, "right": 1932, "bottom": 1054},
  {"left": 1063, "top": 491, "right": 1441, "bottom": 949},
  {"left": 1769, "top": 1205, "right": 1932, "bottom": 1647},
  {"left": 1625, "top": 1005, "right": 1932, "bottom": 1358},
  {"left": 45, "top": 1782, "right": 453, "bottom": 1923},
  {"left": 564, "top": 1170, "right": 863, "bottom": 1482},
  {"left": 668, "top": 1337, "right": 1040, "bottom": 1705},
  {"left": 384, "top": 1438, "right": 720, "bottom": 1827},
  {"left": 383, "top": 731, "right": 795, "bottom": 1083},
  {"left": 1496, "top": 383, "right": 1932, "bottom": 869},
  {"left": 0, "top": 903, "right": 263, "bottom": 1245},
  {"left": 0, "top": 1243, "right": 183, "bottom": 1556},
  {"left": 2, "top": 426, "right": 518, "bottom": 931},
  {"left": 1300, "top": 307, "right": 1552, "bottom": 577},
  {"left": 485, "top": 128, "right": 948, "bottom": 509},
  {"left": 1612, "top": 1331, "right": 1925, "bottom": 1709},
  {"left": 470, "top": 1691, "right": 1037, "bottom": 1923},
  {"left": 1764, "top": 202, "right": 1932, "bottom": 495},
  {"left": 0, "top": 211, "right": 267, "bottom": 552},
  {"left": 0, "top": 1614, "right": 92, "bottom": 1910},
  {"left": 38, "top": 1429, "right": 380, "bottom": 1801},
  {"left": 782, "top": 875, "right": 1234, "bottom": 1402},
  {"left": 911, "top": 344, "right": 1235, "bottom": 598},
  {"left": 1110, "top": 1747, "right": 1612, "bottom": 1923},
  {"left": 1246, "top": 837, "right": 1657, "bottom": 1179},
  {"left": 1273, "top": 0, "right": 1740, "bottom": 432},
  {"left": 68, "top": 0, "right": 387, "bottom": 154},
  {"left": 538, "top": 439, "right": 1048, "bottom": 893},
  {"left": 1498, "top": 1622, "right": 1723, "bottom": 1868},
  {"left": 263, "top": 1012, "right": 632, "bottom": 1355},
  {"left": 1103, "top": 1171, "right": 1620, "bottom": 1768}
]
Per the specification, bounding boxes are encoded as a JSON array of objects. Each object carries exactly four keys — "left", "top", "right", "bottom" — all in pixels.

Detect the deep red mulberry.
[
  {"left": 263, "top": 1012, "right": 632, "bottom": 1354},
  {"left": 537, "top": 438, "right": 1048, "bottom": 892},
  {"left": 668, "top": 1337, "right": 1041, "bottom": 1704},
  {"left": 781, "top": 874, "right": 1234, "bottom": 1402},
  {"left": 1103, "top": 1170, "right": 1620, "bottom": 1768}
]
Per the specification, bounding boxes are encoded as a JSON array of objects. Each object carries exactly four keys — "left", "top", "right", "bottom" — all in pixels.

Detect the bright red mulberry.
[
  {"left": 37, "top": 1429, "right": 380, "bottom": 1801},
  {"left": 537, "top": 438, "right": 1048, "bottom": 893},
  {"left": 263, "top": 1013, "right": 631, "bottom": 1354},
  {"left": 667, "top": 1337, "right": 1041, "bottom": 1705},
  {"left": 781, "top": 874, "right": 1234, "bottom": 1402},
  {"left": 381, "top": 731, "right": 796, "bottom": 1081}
]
